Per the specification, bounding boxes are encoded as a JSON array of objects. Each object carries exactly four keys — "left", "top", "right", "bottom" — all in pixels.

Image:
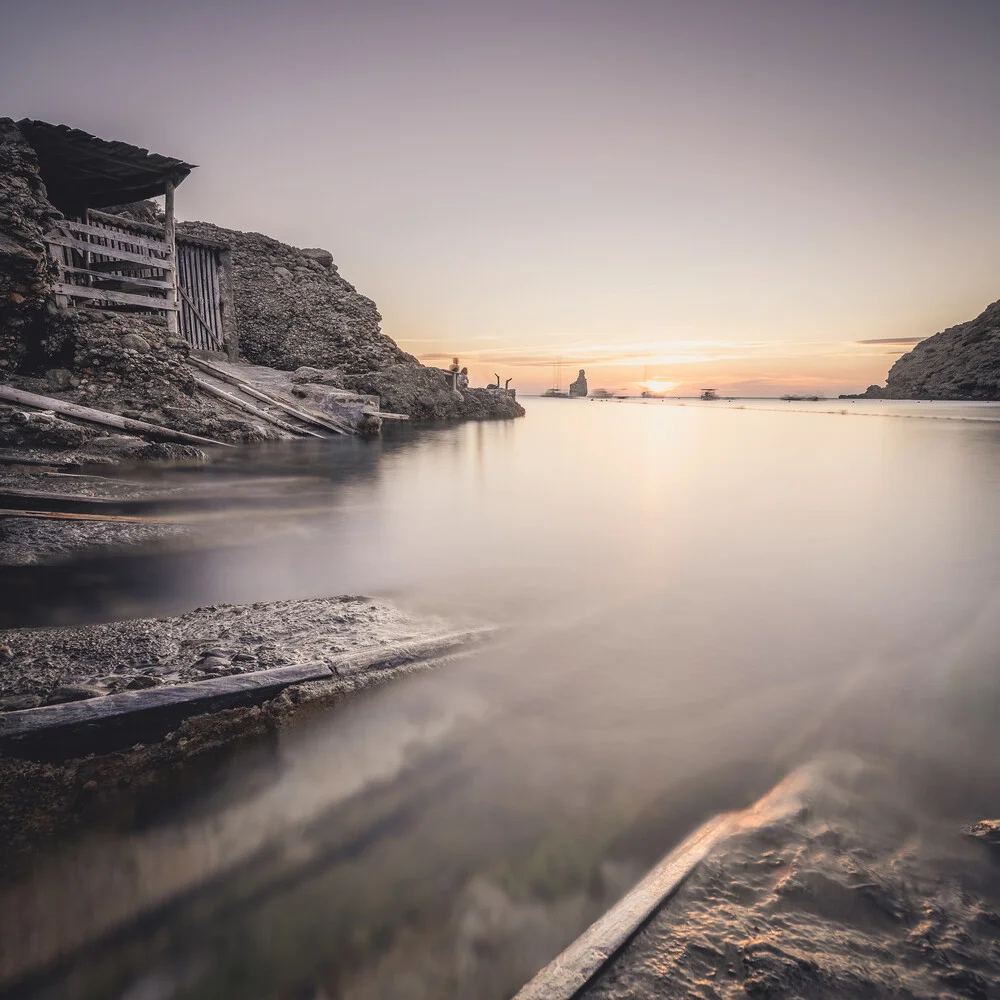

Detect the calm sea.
[{"left": 7, "top": 397, "right": 1000, "bottom": 999}]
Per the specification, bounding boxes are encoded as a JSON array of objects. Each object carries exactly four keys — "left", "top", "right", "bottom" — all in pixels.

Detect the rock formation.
[
  {"left": 176, "top": 220, "right": 524, "bottom": 421},
  {"left": 176, "top": 221, "right": 409, "bottom": 374},
  {"left": 568, "top": 369, "right": 588, "bottom": 397},
  {"left": 862, "top": 299, "right": 1000, "bottom": 400}
]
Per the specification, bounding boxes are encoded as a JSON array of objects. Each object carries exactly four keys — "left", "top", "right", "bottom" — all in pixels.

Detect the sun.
[{"left": 640, "top": 378, "right": 680, "bottom": 394}]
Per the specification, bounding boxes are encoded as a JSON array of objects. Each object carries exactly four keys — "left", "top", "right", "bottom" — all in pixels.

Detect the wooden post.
[
  {"left": 163, "top": 179, "right": 179, "bottom": 336},
  {"left": 218, "top": 248, "right": 238, "bottom": 360}
]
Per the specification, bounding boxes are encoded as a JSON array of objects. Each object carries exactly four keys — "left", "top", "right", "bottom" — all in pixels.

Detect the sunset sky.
[{"left": 4, "top": 0, "right": 1000, "bottom": 394}]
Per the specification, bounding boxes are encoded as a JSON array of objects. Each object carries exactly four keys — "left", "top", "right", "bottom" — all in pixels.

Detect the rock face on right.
[
  {"left": 879, "top": 299, "right": 1000, "bottom": 399},
  {"left": 568, "top": 369, "right": 588, "bottom": 398}
]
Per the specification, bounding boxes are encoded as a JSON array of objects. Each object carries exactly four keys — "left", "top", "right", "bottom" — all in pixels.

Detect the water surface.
[{"left": 6, "top": 398, "right": 1000, "bottom": 999}]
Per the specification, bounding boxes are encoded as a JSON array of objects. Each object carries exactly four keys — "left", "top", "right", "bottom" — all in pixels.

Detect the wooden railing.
[{"left": 46, "top": 215, "right": 177, "bottom": 316}]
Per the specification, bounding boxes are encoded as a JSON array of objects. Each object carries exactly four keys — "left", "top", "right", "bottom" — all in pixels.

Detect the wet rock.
[
  {"left": 47, "top": 684, "right": 104, "bottom": 704},
  {"left": 966, "top": 819, "right": 1000, "bottom": 848},
  {"left": 569, "top": 369, "right": 588, "bottom": 398}
]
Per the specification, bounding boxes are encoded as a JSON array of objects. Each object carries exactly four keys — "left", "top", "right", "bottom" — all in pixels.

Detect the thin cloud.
[{"left": 856, "top": 337, "right": 926, "bottom": 345}]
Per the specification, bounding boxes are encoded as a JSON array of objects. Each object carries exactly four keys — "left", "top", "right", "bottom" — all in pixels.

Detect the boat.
[
  {"left": 700, "top": 388, "right": 719, "bottom": 400},
  {"left": 542, "top": 388, "right": 569, "bottom": 398},
  {"left": 591, "top": 388, "right": 613, "bottom": 399},
  {"left": 780, "top": 394, "right": 823, "bottom": 402}
]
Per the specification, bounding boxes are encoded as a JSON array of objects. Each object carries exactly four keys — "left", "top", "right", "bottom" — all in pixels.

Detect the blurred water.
[{"left": 6, "top": 398, "right": 1000, "bottom": 999}]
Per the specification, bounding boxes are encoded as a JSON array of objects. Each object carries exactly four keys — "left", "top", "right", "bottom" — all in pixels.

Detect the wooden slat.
[
  {"left": 57, "top": 265, "right": 174, "bottom": 291},
  {"left": 513, "top": 814, "right": 739, "bottom": 1000},
  {"left": 191, "top": 375, "right": 320, "bottom": 437},
  {"left": 180, "top": 286, "right": 222, "bottom": 347},
  {"left": 0, "top": 663, "right": 333, "bottom": 751},
  {"left": 61, "top": 218, "right": 168, "bottom": 252},
  {"left": 46, "top": 235, "right": 174, "bottom": 271},
  {"left": 86, "top": 259, "right": 168, "bottom": 275},
  {"left": 51, "top": 282, "right": 176, "bottom": 310},
  {"left": 187, "top": 358, "right": 350, "bottom": 435}
]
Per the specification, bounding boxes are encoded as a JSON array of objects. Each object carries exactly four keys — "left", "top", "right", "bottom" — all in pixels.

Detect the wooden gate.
[{"left": 177, "top": 241, "right": 225, "bottom": 351}]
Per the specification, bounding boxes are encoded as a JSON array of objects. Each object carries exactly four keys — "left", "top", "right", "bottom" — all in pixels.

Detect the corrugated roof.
[{"left": 16, "top": 120, "right": 196, "bottom": 212}]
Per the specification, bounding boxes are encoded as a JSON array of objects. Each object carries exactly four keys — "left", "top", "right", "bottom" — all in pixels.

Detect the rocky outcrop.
[
  {"left": 176, "top": 220, "right": 525, "bottom": 422},
  {"left": 569, "top": 369, "right": 588, "bottom": 398},
  {"left": 344, "top": 364, "right": 524, "bottom": 421},
  {"left": 867, "top": 299, "right": 1000, "bottom": 400},
  {"left": 0, "top": 119, "right": 59, "bottom": 376},
  {"left": 177, "top": 221, "right": 411, "bottom": 373}
]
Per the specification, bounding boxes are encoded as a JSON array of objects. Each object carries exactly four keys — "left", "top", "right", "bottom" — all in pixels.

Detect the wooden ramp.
[{"left": 187, "top": 356, "right": 356, "bottom": 438}]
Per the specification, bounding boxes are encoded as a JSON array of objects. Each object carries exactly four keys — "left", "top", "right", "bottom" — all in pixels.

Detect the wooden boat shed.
[{"left": 18, "top": 120, "right": 237, "bottom": 356}]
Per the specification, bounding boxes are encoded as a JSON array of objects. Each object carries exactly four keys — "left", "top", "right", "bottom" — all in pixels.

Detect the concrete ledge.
[
  {"left": 0, "top": 629, "right": 492, "bottom": 761},
  {"left": 513, "top": 813, "right": 739, "bottom": 1000}
]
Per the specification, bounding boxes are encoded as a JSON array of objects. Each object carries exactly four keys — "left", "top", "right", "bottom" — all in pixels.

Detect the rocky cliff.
[
  {"left": 177, "top": 220, "right": 525, "bottom": 421},
  {"left": 865, "top": 299, "right": 1000, "bottom": 400}
]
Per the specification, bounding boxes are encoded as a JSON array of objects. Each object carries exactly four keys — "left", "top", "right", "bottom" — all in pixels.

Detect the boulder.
[
  {"left": 120, "top": 333, "right": 150, "bottom": 354},
  {"left": 300, "top": 248, "right": 334, "bottom": 268}
]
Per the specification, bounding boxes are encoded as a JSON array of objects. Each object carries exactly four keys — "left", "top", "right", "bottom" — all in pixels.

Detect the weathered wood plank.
[
  {"left": 57, "top": 265, "right": 174, "bottom": 291},
  {"left": 0, "top": 664, "right": 333, "bottom": 759},
  {"left": 0, "top": 385, "right": 229, "bottom": 448},
  {"left": 0, "top": 509, "right": 174, "bottom": 524},
  {"left": 61, "top": 218, "right": 168, "bottom": 253},
  {"left": 187, "top": 357, "right": 351, "bottom": 435},
  {"left": 46, "top": 236, "right": 173, "bottom": 271},
  {"left": 512, "top": 813, "right": 739, "bottom": 1000},
  {"left": 367, "top": 409, "right": 409, "bottom": 420},
  {"left": 163, "top": 179, "right": 179, "bottom": 337},
  {"left": 180, "top": 285, "right": 223, "bottom": 347},
  {"left": 191, "top": 375, "right": 320, "bottom": 437},
  {"left": 51, "top": 282, "right": 175, "bottom": 310}
]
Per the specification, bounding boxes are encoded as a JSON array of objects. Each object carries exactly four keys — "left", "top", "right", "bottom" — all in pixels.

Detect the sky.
[{"left": 4, "top": 0, "right": 1000, "bottom": 394}]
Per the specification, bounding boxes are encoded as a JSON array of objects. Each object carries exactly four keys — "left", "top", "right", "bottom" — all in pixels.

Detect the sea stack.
[{"left": 569, "top": 369, "right": 588, "bottom": 397}]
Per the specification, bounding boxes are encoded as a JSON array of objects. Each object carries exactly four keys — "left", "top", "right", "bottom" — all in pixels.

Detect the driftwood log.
[
  {"left": 0, "top": 385, "right": 229, "bottom": 448},
  {"left": 191, "top": 375, "right": 322, "bottom": 438}
]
